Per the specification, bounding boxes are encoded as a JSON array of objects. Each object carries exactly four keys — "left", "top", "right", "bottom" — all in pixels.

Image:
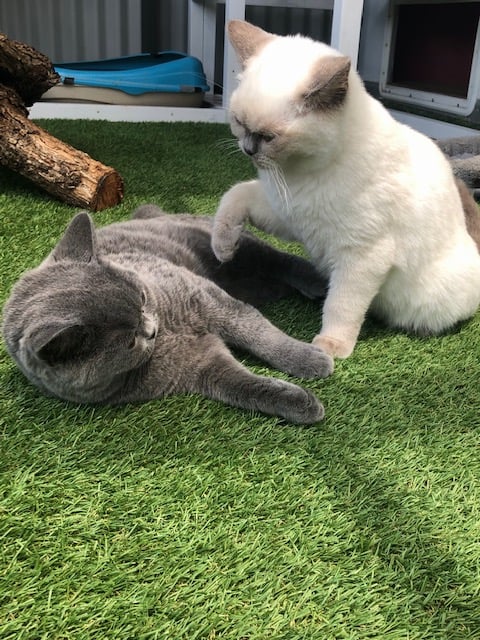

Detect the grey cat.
[{"left": 1, "top": 205, "right": 334, "bottom": 424}]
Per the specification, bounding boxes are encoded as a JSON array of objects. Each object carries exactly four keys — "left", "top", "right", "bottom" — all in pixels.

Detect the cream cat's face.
[
  {"left": 227, "top": 20, "right": 351, "bottom": 168},
  {"left": 229, "top": 111, "right": 291, "bottom": 168}
]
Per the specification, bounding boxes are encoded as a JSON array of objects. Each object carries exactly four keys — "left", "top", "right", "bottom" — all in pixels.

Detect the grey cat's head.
[
  {"left": 2, "top": 212, "right": 158, "bottom": 403},
  {"left": 226, "top": 20, "right": 351, "bottom": 168}
]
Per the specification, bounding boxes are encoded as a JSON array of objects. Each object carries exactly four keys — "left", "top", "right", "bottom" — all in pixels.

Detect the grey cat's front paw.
[
  {"left": 293, "top": 388, "right": 325, "bottom": 424},
  {"left": 286, "top": 256, "right": 328, "bottom": 300},
  {"left": 296, "top": 278, "right": 327, "bottom": 300},
  {"left": 277, "top": 384, "right": 325, "bottom": 424},
  {"left": 285, "top": 344, "right": 334, "bottom": 379}
]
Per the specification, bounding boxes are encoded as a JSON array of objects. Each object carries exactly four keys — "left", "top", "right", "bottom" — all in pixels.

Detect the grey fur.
[
  {"left": 438, "top": 135, "right": 480, "bottom": 189},
  {"left": 2, "top": 205, "right": 333, "bottom": 424}
]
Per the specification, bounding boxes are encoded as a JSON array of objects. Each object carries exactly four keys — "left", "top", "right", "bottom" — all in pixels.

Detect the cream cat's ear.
[
  {"left": 227, "top": 20, "right": 274, "bottom": 66},
  {"left": 301, "top": 55, "right": 351, "bottom": 111},
  {"left": 52, "top": 211, "right": 97, "bottom": 263}
]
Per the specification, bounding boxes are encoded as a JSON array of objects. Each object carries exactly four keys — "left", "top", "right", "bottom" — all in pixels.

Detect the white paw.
[
  {"left": 211, "top": 226, "right": 243, "bottom": 263},
  {"left": 312, "top": 334, "right": 355, "bottom": 359}
]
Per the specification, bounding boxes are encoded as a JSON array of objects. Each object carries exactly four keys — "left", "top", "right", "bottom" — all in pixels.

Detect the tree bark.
[
  {"left": 0, "top": 34, "right": 124, "bottom": 211},
  {"left": 0, "top": 86, "right": 124, "bottom": 211},
  {"left": 0, "top": 33, "right": 59, "bottom": 105}
]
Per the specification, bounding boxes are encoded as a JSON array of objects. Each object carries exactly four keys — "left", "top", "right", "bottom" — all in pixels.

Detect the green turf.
[{"left": 1, "top": 120, "right": 479, "bottom": 639}]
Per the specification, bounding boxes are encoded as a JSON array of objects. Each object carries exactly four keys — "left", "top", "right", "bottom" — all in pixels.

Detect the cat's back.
[{"left": 96, "top": 214, "right": 215, "bottom": 277}]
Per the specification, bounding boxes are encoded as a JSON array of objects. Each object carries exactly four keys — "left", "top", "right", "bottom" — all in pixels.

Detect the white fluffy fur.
[{"left": 212, "top": 22, "right": 480, "bottom": 358}]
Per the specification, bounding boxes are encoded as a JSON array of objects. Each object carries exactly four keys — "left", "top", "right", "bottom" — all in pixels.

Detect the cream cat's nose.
[
  {"left": 242, "top": 132, "right": 261, "bottom": 157},
  {"left": 243, "top": 143, "right": 256, "bottom": 156}
]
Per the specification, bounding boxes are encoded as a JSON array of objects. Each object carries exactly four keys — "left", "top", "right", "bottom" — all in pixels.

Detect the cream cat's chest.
[{"left": 262, "top": 173, "right": 373, "bottom": 262}]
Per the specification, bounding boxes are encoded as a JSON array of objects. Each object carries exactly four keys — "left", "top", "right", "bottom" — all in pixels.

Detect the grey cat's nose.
[
  {"left": 146, "top": 327, "right": 157, "bottom": 340},
  {"left": 141, "top": 315, "right": 158, "bottom": 340}
]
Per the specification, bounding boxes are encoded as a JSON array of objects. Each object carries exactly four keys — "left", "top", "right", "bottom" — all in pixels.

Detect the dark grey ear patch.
[
  {"left": 302, "top": 55, "right": 351, "bottom": 111},
  {"left": 227, "top": 19, "right": 275, "bottom": 67}
]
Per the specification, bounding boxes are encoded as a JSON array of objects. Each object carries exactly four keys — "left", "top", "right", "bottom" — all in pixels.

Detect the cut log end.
[
  {"left": 0, "top": 85, "right": 124, "bottom": 211},
  {"left": 0, "top": 34, "right": 125, "bottom": 211},
  {"left": 91, "top": 170, "right": 124, "bottom": 211}
]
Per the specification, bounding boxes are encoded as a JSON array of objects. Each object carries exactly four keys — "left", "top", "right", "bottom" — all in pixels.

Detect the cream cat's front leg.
[
  {"left": 212, "top": 179, "right": 296, "bottom": 262},
  {"left": 313, "top": 244, "right": 393, "bottom": 358}
]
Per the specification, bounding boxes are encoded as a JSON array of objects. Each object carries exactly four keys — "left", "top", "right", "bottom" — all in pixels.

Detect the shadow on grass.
[{"left": 2, "top": 348, "right": 479, "bottom": 637}]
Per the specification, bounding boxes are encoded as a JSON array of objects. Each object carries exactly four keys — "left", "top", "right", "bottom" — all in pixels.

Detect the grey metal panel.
[
  {"left": 0, "top": 0, "right": 142, "bottom": 62},
  {"left": 0, "top": 0, "right": 333, "bottom": 63},
  {"left": 141, "top": 0, "right": 188, "bottom": 53},
  {"left": 246, "top": 4, "right": 332, "bottom": 41}
]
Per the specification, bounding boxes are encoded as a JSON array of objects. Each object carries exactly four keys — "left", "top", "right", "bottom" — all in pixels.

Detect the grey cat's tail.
[
  {"left": 131, "top": 204, "right": 169, "bottom": 220},
  {"left": 456, "top": 178, "right": 480, "bottom": 252},
  {"left": 438, "top": 136, "right": 480, "bottom": 190}
]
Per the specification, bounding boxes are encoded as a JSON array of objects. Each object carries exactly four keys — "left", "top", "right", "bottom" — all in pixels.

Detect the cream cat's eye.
[{"left": 261, "top": 132, "right": 275, "bottom": 143}]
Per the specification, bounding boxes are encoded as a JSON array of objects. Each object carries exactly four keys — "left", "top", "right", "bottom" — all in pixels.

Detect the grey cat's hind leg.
[
  {"left": 211, "top": 232, "right": 327, "bottom": 305},
  {"left": 215, "top": 298, "right": 334, "bottom": 379},
  {"left": 132, "top": 204, "right": 169, "bottom": 220},
  {"left": 193, "top": 334, "right": 325, "bottom": 424}
]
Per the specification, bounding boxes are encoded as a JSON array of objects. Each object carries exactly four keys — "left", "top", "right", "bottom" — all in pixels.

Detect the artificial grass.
[{"left": 0, "top": 119, "right": 479, "bottom": 639}]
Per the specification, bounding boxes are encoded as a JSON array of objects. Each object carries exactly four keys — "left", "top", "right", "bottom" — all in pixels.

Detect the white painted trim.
[
  {"left": 389, "top": 109, "right": 479, "bottom": 139},
  {"left": 29, "top": 102, "right": 229, "bottom": 123}
]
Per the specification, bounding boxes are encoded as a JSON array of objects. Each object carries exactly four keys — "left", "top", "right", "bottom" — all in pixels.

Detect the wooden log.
[
  {"left": 0, "top": 33, "right": 59, "bottom": 105},
  {"left": 0, "top": 85, "right": 124, "bottom": 211}
]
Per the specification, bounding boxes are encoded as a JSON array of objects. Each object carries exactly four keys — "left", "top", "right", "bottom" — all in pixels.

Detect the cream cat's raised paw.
[{"left": 212, "top": 20, "right": 480, "bottom": 358}]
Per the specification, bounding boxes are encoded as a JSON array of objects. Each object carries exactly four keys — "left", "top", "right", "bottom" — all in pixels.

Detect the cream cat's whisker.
[
  {"left": 215, "top": 139, "right": 243, "bottom": 158},
  {"left": 215, "top": 138, "right": 239, "bottom": 151},
  {"left": 226, "top": 148, "right": 243, "bottom": 158},
  {"left": 264, "top": 158, "right": 291, "bottom": 213}
]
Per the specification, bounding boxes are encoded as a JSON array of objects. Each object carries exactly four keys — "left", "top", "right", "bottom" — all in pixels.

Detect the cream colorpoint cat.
[{"left": 212, "top": 20, "right": 480, "bottom": 358}]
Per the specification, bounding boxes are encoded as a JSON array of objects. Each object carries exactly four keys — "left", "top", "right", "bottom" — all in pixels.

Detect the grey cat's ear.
[
  {"left": 301, "top": 55, "right": 351, "bottom": 112},
  {"left": 52, "top": 212, "right": 97, "bottom": 263},
  {"left": 30, "top": 323, "right": 89, "bottom": 364},
  {"left": 227, "top": 20, "right": 274, "bottom": 66}
]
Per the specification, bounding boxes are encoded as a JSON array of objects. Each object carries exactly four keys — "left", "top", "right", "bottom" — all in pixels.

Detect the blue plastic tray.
[{"left": 41, "top": 51, "right": 210, "bottom": 106}]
